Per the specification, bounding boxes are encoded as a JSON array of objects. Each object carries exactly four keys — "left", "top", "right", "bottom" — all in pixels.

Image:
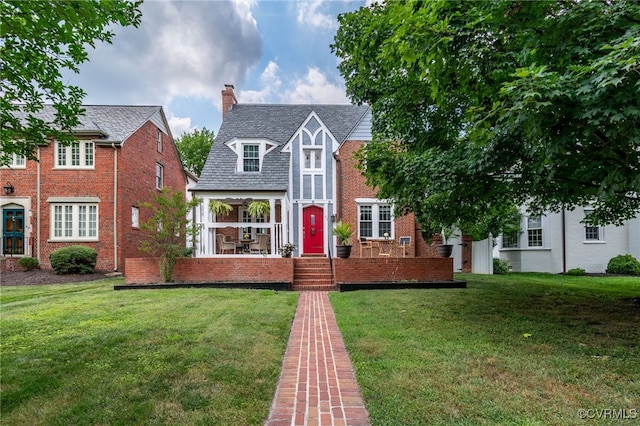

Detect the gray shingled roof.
[
  {"left": 195, "top": 104, "right": 369, "bottom": 191},
  {"left": 15, "top": 105, "right": 162, "bottom": 142}
]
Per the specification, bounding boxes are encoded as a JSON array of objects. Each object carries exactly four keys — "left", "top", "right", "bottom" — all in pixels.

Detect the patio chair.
[
  {"left": 359, "top": 237, "right": 373, "bottom": 257},
  {"left": 249, "top": 233, "right": 270, "bottom": 254},
  {"left": 398, "top": 236, "right": 412, "bottom": 257},
  {"left": 216, "top": 234, "right": 236, "bottom": 254}
]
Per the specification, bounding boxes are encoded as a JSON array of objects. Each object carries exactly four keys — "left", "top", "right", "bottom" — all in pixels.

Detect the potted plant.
[
  {"left": 278, "top": 242, "right": 296, "bottom": 258},
  {"left": 436, "top": 226, "right": 456, "bottom": 258},
  {"left": 247, "top": 200, "right": 270, "bottom": 218},
  {"left": 332, "top": 220, "right": 354, "bottom": 258},
  {"left": 209, "top": 200, "right": 233, "bottom": 217}
]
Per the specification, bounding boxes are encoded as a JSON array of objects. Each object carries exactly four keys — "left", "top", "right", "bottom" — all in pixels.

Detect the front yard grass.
[
  {"left": 330, "top": 273, "right": 640, "bottom": 425},
  {"left": 1, "top": 280, "right": 298, "bottom": 425}
]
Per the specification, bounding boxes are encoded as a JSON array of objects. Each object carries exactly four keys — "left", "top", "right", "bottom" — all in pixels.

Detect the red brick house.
[{"left": 1, "top": 105, "right": 187, "bottom": 272}]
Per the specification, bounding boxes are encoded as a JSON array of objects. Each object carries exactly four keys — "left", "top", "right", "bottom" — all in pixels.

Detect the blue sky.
[{"left": 64, "top": 0, "right": 369, "bottom": 138}]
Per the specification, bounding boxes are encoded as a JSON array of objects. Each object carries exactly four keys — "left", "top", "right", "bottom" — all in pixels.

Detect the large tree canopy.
[
  {"left": 1, "top": 0, "right": 142, "bottom": 166},
  {"left": 333, "top": 0, "right": 640, "bottom": 230},
  {"left": 175, "top": 128, "right": 215, "bottom": 177}
]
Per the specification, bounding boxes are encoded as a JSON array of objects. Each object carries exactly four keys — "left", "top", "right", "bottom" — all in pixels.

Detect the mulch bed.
[{"left": 1, "top": 269, "right": 117, "bottom": 286}]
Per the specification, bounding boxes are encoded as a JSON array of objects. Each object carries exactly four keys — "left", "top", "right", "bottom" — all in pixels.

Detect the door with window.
[
  {"left": 302, "top": 206, "right": 324, "bottom": 254},
  {"left": 3, "top": 208, "right": 25, "bottom": 255}
]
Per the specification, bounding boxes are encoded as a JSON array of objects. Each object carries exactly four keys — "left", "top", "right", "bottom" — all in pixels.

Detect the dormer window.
[
  {"left": 226, "top": 138, "right": 277, "bottom": 173},
  {"left": 243, "top": 144, "right": 260, "bottom": 172}
]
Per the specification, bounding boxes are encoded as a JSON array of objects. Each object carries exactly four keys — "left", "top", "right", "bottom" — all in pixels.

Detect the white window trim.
[
  {"left": 54, "top": 140, "right": 95, "bottom": 169},
  {"left": 501, "top": 214, "right": 550, "bottom": 250},
  {"left": 156, "top": 162, "right": 164, "bottom": 189},
  {"left": 157, "top": 129, "right": 163, "bottom": 153},
  {"left": 500, "top": 230, "right": 520, "bottom": 249},
  {"left": 583, "top": 209, "right": 605, "bottom": 243},
  {"left": 132, "top": 206, "right": 140, "bottom": 228},
  {"left": 226, "top": 138, "right": 277, "bottom": 173},
  {"left": 49, "top": 202, "right": 99, "bottom": 242},
  {"left": 302, "top": 147, "right": 323, "bottom": 171},
  {"left": 1, "top": 152, "right": 26, "bottom": 169},
  {"left": 239, "top": 207, "right": 266, "bottom": 240},
  {"left": 355, "top": 199, "right": 394, "bottom": 240}
]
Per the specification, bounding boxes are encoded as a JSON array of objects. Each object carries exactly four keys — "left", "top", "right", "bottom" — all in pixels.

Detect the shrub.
[
  {"left": 606, "top": 254, "right": 640, "bottom": 276},
  {"left": 566, "top": 268, "right": 586, "bottom": 276},
  {"left": 50, "top": 245, "right": 97, "bottom": 275},
  {"left": 493, "top": 258, "right": 510, "bottom": 274},
  {"left": 17, "top": 257, "right": 39, "bottom": 271}
]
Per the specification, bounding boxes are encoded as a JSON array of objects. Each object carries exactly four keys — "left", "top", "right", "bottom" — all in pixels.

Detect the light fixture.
[{"left": 3, "top": 182, "right": 14, "bottom": 195}]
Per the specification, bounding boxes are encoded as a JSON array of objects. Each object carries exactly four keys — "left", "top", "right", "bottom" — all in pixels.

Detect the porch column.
[{"left": 270, "top": 198, "right": 276, "bottom": 254}]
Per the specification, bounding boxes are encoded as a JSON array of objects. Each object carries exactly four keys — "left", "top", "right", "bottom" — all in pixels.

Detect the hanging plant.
[
  {"left": 209, "top": 200, "right": 233, "bottom": 217},
  {"left": 247, "top": 200, "right": 270, "bottom": 218}
]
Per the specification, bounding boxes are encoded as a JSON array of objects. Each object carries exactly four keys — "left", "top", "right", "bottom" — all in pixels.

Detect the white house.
[{"left": 498, "top": 207, "right": 640, "bottom": 273}]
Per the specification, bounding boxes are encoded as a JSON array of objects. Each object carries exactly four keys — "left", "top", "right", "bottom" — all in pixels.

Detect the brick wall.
[
  {"left": 125, "top": 257, "right": 452, "bottom": 285},
  {"left": 118, "top": 121, "right": 186, "bottom": 272},
  {"left": 336, "top": 141, "right": 430, "bottom": 258},
  {"left": 125, "top": 257, "right": 294, "bottom": 284},
  {"left": 1, "top": 118, "right": 186, "bottom": 273},
  {"left": 334, "top": 258, "right": 453, "bottom": 283}
]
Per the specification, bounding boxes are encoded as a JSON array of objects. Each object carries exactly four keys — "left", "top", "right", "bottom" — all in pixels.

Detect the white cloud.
[
  {"left": 168, "top": 115, "right": 195, "bottom": 139},
  {"left": 283, "top": 67, "right": 349, "bottom": 104},
  {"left": 296, "top": 0, "right": 338, "bottom": 31},
  {"left": 239, "top": 61, "right": 282, "bottom": 103},
  {"left": 67, "top": 1, "right": 263, "bottom": 111}
]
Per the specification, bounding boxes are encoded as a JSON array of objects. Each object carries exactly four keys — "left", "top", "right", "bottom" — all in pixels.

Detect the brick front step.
[
  {"left": 292, "top": 284, "right": 337, "bottom": 291},
  {"left": 293, "top": 258, "right": 334, "bottom": 291}
]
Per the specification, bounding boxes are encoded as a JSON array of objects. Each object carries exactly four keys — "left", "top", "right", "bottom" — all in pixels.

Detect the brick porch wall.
[
  {"left": 125, "top": 257, "right": 295, "bottom": 284},
  {"left": 125, "top": 257, "right": 454, "bottom": 285},
  {"left": 333, "top": 258, "right": 453, "bottom": 283}
]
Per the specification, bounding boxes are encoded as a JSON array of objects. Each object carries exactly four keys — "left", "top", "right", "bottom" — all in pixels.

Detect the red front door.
[{"left": 303, "top": 206, "right": 324, "bottom": 254}]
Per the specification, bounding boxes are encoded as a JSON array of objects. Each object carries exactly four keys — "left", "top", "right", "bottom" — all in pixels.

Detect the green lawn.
[
  {"left": 1, "top": 280, "right": 299, "bottom": 425},
  {"left": 330, "top": 273, "right": 640, "bottom": 426}
]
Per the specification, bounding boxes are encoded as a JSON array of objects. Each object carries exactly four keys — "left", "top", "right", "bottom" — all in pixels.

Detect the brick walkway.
[{"left": 265, "top": 291, "right": 371, "bottom": 426}]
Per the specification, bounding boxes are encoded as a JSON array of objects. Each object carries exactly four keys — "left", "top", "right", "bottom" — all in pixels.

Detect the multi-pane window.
[
  {"left": 527, "top": 216, "right": 543, "bottom": 247},
  {"left": 358, "top": 204, "right": 394, "bottom": 239},
  {"left": 585, "top": 225, "right": 600, "bottom": 240},
  {"left": 243, "top": 144, "right": 260, "bottom": 172},
  {"left": 303, "top": 148, "right": 322, "bottom": 170},
  {"left": 359, "top": 205, "right": 373, "bottom": 237},
  {"left": 502, "top": 231, "right": 519, "bottom": 248},
  {"left": 584, "top": 211, "right": 603, "bottom": 241},
  {"left": 1, "top": 152, "right": 26, "bottom": 168},
  {"left": 156, "top": 163, "right": 164, "bottom": 189},
  {"left": 56, "top": 141, "right": 94, "bottom": 168},
  {"left": 52, "top": 204, "right": 98, "bottom": 240},
  {"left": 157, "top": 129, "right": 163, "bottom": 152},
  {"left": 240, "top": 209, "right": 265, "bottom": 239}
]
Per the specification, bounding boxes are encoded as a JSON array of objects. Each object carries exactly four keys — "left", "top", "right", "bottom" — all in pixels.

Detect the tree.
[
  {"left": 333, "top": 0, "right": 640, "bottom": 229},
  {"left": 1, "top": 0, "right": 142, "bottom": 166},
  {"left": 139, "top": 188, "right": 200, "bottom": 282},
  {"left": 175, "top": 128, "right": 215, "bottom": 177}
]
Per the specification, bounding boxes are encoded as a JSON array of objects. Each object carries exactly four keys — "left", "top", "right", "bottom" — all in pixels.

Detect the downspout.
[
  {"left": 561, "top": 208, "right": 566, "bottom": 273},
  {"left": 36, "top": 147, "right": 41, "bottom": 262},
  {"left": 112, "top": 143, "right": 118, "bottom": 271},
  {"left": 333, "top": 153, "right": 342, "bottom": 219}
]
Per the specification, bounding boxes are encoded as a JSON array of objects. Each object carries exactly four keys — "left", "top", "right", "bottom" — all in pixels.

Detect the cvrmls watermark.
[{"left": 577, "top": 408, "right": 637, "bottom": 420}]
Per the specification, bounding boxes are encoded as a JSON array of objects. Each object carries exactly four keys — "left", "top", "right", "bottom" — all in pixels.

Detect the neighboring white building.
[{"left": 497, "top": 207, "right": 640, "bottom": 273}]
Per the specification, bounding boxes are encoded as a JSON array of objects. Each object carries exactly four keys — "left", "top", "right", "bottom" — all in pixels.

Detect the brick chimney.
[{"left": 221, "top": 84, "right": 237, "bottom": 120}]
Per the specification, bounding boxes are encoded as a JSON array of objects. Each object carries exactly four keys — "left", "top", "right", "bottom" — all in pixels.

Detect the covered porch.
[{"left": 193, "top": 191, "right": 290, "bottom": 257}]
